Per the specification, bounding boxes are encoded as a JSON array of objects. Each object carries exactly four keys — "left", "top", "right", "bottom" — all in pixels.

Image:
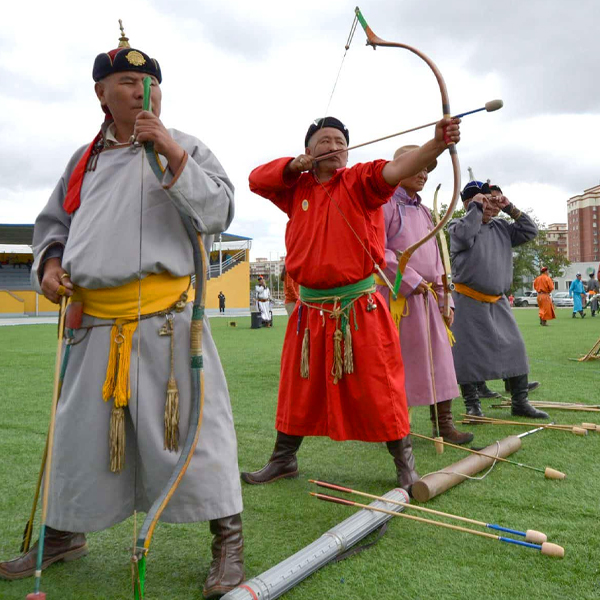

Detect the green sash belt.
[{"left": 298, "top": 276, "right": 376, "bottom": 384}]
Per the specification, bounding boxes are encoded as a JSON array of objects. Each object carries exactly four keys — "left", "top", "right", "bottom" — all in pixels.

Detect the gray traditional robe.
[
  {"left": 31, "top": 129, "right": 243, "bottom": 531},
  {"left": 449, "top": 202, "right": 537, "bottom": 384}
]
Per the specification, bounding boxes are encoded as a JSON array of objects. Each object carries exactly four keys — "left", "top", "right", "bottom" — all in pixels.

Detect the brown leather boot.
[
  {"left": 202, "top": 514, "right": 244, "bottom": 599},
  {"left": 0, "top": 527, "right": 87, "bottom": 580},
  {"left": 432, "top": 400, "right": 474, "bottom": 445},
  {"left": 386, "top": 436, "right": 419, "bottom": 492},
  {"left": 241, "top": 432, "right": 303, "bottom": 484}
]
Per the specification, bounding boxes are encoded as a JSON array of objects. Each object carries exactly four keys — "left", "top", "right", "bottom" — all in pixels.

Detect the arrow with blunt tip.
[
  {"left": 310, "top": 492, "right": 564, "bottom": 558},
  {"left": 461, "top": 414, "right": 589, "bottom": 436},
  {"left": 310, "top": 480, "right": 547, "bottom": 544},
  {"left": 410, "top": 432, "right": 566, "bottom": 479},
  {"left": 313, "top": 99, "right": 503, "bottom": 163}
]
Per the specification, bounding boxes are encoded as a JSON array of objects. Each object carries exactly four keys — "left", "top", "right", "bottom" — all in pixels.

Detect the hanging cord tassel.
[
  {"left": 332, "top": 328, "right": 343, "bottom": 384},
  {"left": 164, "top": 315, "right": 180, "bottom": 452},
  {"left": 103, "top": 321, "right": 138, "bottom": 473},
  {"left": 300, "top": 327, "right": 310, "bottom": 379},
  {"left": 110, "top": 405, "right": 126, "bottom": 473},
  {"left": 343, "top": 306, "right": 355, "bottom": 374}
]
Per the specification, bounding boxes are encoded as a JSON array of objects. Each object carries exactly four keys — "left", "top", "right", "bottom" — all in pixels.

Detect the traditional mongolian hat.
[
  {"left": 63, "top": 22, "right": 161, "bottom": 215},
  {"left": 393, "top": 145, "right": 437, "bottom": 172},
  {"left": 460, "top": 180, "right": 491, "bottom": 202},
  {"left": 92, "top": 20, "right": 162, "bottom": 83},
  {"left": 541, "top": 266, "right": 548, "bottom": 273},
  {"left": 305, "top": 117, "right": 349, "bottom": 148}
]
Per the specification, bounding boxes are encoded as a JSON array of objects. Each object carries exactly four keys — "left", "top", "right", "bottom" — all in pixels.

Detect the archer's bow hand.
[
  {"left": 41, "top": 258, "right": 74, "bottom": 303},
  {"left": 134, "top": 111, "right": 186, "bottom": 173},
  {"left": 435, "top": 117, "right": 461, "bottom": 148}
]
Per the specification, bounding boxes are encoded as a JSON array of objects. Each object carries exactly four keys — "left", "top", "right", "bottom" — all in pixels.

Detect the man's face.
[
  {"left": 306, "top": 127, "right": 348, "bottom": 170},
  {"left": 95, "top": 72, "right": 161, "bottom": 128},
  {"left": 401, "top": 168, "right": 428, "bottom": 195}
]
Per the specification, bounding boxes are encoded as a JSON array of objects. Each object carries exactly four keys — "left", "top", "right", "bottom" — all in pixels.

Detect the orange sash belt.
[{"left": 454, "top": 282, "right": 502, "bottom": 304}]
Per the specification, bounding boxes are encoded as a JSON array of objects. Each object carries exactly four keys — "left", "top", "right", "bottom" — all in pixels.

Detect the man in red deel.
[{"left": 242, "top": 115, "right": 460, "bottom": 492}]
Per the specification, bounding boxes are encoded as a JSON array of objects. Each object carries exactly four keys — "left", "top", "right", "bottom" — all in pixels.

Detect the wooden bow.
[
  {"left": 354, "top": 7, "right": 462, "bottom": 297},
  {"left": 131, "top": 77, "right": 207, "bottom": 599}
]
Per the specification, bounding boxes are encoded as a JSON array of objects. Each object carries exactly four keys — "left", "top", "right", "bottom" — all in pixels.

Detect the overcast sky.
[{"left": 1, "top": 0, "right": 598, "bottom": 260}]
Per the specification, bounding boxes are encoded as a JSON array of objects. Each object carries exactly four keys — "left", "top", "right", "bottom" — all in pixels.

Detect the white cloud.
[{"left": 0, "top": 0, "right": 598, "bottom": 260}]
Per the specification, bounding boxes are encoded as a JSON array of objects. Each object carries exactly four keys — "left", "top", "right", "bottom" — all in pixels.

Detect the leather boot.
[
  {"left": 0, "top": 527, "right": 87, "bottom": 580},
  {"left": 581, "top": 311, "right": 586, "bottom": 318},
  {"left": 475, "top": 381, "right": 501, "bottom": 399},
  {"left": 507, "top": 375, "right": 549, "bottom": 419},
  {"left": 461, "top": 383, "right": 484, "bottom": 417},
  {"left": 241, "top": 432, "right": 303, "bottom": 484},
  {"left": 203, "top": 514, "right": 244, "bottom": 599},
  {"left": 386, "top": 436, "right": 419, "bottom": 492},
  {"left": 432, "top": 400, "right": 474, "bottom": 445},
  {"left": 504, "top": 379, "right": 539, "bottom": 393}
]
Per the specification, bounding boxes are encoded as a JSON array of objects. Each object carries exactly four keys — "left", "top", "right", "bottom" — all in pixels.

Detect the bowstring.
[
  {"left": 318, "top": 13, "right": 358, "bottom": 129},
  {"left": 312, "top": 15, "right": 395, "bottom": 295},
  {"left": 315, "top": 177, "right": 396, "bottom": 294},
  {"left": 132, "top": 104, "right": 147, "bottom": 576}
]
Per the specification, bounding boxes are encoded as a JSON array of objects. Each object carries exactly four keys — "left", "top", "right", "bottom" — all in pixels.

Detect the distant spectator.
[
  {"left": 508, "top": 294, "right": 514, "bottom": 306},
  {"left": 586, "top": 272, "right": 599, "bottom": 317},
  {"left": 218, "top": 291, "right": 226, "bottom": 313},
  {"left": 533, "top": 266, "right": 556, "bottom": 326},
  {"left": 569, "top": 273, "right": 586, "bottom": 318}
]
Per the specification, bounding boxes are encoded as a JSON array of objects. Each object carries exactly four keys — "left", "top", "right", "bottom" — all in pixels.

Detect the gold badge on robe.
[{"left": 302, "top": 199, "right": 309, "bottom": 211}]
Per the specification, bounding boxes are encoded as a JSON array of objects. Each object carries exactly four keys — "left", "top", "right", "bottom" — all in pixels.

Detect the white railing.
[{"left": 208, "top": 250, "right": 247, "bottom": 278}]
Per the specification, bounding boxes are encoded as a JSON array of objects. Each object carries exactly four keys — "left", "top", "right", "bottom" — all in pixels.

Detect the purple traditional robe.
[{"left": 377, "top": 187, "right": 459, "bottom": 406}]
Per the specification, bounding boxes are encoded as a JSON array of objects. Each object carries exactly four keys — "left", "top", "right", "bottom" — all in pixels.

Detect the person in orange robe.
[
  {"left": 241, "top": 115, "right": 460, "bottom": 491},
  {"left": 533, "top": 266, "right": 556, "bottom": 326}
]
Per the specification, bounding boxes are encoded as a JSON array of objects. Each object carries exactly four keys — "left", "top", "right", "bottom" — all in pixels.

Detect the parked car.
[
  {"left": 513, "top": 291, "right": 537, "bottom": 307},
  {"left": 552, "top": 292, "right": 574, "bottom": 307}
]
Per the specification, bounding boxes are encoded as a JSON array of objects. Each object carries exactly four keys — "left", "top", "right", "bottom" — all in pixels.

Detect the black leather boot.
[
  {"left": 476, "top": 381, "right": 501, "bottom": 399},
  {"left": 461, "top": 383, "right": 484, "bottom": 417},
  {"left": 507, "top": 375, "right": 548, "bottom": 419},
  {"left": 504, "top": 379, "right": 539, "bottom": 393},
  {"left": 203, "top": 514, "right": 244, "bottom": 599},
  {"left": 431, "top": 400, "right": 473, "bottom": 444},
  {"left": 386, "top": 436, "right": 419, "bottom": 492},
  {"left": 0, "top": 527, "right": 88, "bottom": 580},
  {"left": 241, "top": 432, "right": 303, "bottom": 484}
]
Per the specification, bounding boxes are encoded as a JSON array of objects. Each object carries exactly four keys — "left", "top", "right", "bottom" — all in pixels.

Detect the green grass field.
[{"left": 1, "top": 308, "right": 599, "bottom": 599}]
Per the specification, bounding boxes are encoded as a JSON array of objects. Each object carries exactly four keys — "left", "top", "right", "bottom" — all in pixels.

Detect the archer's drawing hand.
[{"left": 287, "top": 154, "right": 315, "bottom": 174}]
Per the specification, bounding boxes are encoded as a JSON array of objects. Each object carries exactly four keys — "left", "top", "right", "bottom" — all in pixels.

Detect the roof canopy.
[{"left": 0, "top": 224, "right": 251, "bottom": 246}]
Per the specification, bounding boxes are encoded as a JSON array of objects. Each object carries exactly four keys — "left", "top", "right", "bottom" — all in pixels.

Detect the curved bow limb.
[
  {"left": 432, "top": 184, "right": 454, "bottom": 321},
  {"left": 354, "top": 7, "right": 461, "bottom": 294},
  {"left": 132, "top": 77, "right": 207, "bottom": 599}
]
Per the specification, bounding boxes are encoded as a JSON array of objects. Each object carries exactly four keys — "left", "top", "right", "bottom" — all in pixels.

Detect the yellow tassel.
[
  {"left": 331, "top": 328, "right": 343, "bottom": 384},
  {"left": 103, "top": 322, "right": 137, "bottom": 408},
  {"left": 445, "top": 323, "right": 456, "bottom": 347},
  {"left": 343, "top": 322, "right": 354, "bottom": 374},
  {"left": 164, "top": 376, "right": 180, "bottom": 452},
  {"left": 300, "top": 327, "right": 310, "bottom": 379},
  {"left": 109, "top": 406, "right": 126, "bottom": 473}
]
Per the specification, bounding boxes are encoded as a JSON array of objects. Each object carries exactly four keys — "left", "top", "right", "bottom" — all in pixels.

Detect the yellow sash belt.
[
  {"left": 454, "top": 282, "right": 502, "bottom": 303},
  {"left": 71, "top": 272, "right": 192, "bottom": 472}
]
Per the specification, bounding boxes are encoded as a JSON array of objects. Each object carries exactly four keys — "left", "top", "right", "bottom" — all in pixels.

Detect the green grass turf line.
[{"left": 0, "top": 308, "right": 599, "bottom": 599}]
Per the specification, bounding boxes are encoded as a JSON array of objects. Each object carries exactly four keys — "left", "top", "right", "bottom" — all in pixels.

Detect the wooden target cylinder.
[
  {"left": 541, "top": 542, "right": 565, "bottom": 558},
  {"left": 411, "top": 435, "right": 522, "bottom": 503}
]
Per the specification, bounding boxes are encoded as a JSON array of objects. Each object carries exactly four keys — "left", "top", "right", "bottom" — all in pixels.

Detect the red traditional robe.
[{"left": 249, "top": 158, "right": 410, "bottom": 442}]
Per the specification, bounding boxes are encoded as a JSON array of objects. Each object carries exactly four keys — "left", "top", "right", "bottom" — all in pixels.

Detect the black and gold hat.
[{"left": 92, "top": 20, "right": 162, "bottom": 83}]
